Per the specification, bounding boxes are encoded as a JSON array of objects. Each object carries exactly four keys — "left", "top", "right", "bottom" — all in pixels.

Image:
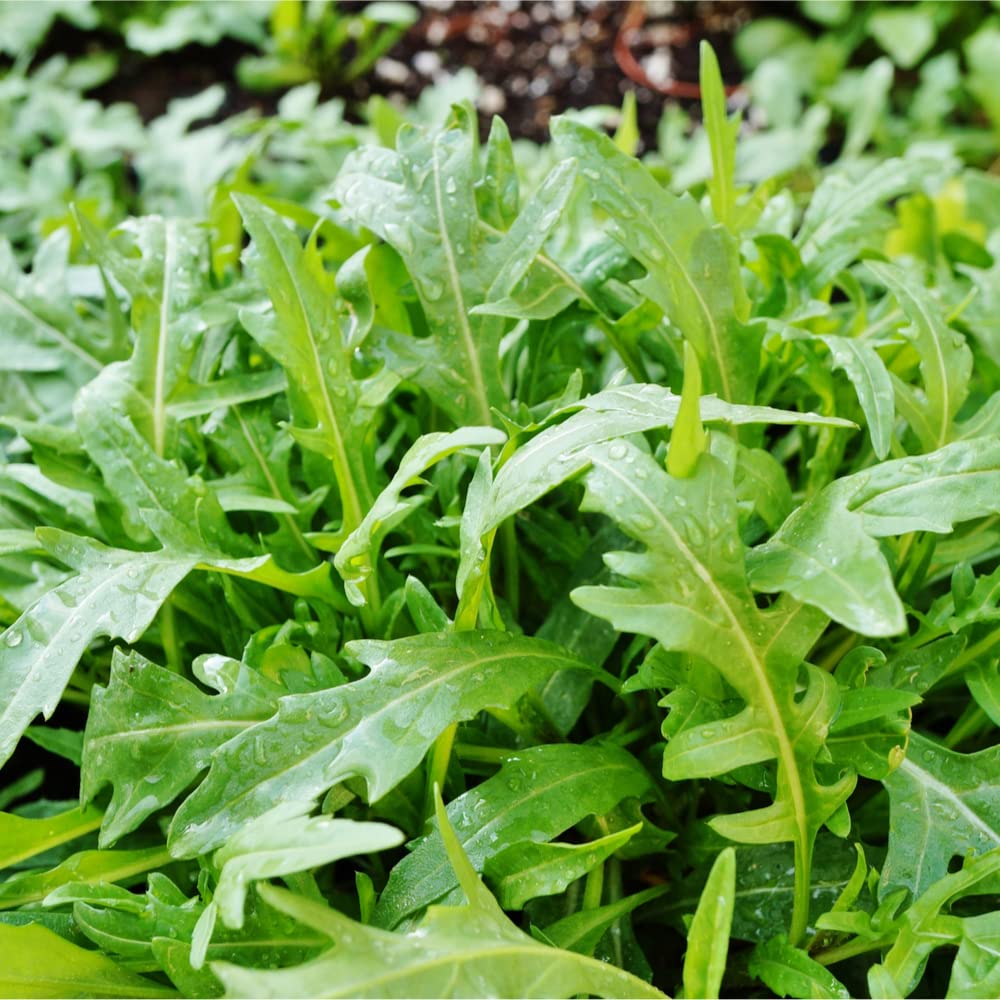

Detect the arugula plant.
[{"left": 1, "top": 36, "right": 999, "bottom": 1000}]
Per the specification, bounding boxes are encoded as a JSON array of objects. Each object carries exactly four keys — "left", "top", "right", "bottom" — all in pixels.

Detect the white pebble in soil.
[
  {"left": 641, "top": 50, "right": 674, "bottom": 89},
  {"left": 375, "top": 58, "right": 410, "bottom": 85}
]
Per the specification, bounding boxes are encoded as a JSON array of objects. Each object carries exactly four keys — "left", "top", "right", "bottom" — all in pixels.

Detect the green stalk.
[{"left": 790, "top": 836, "right": 813, "bottom": 947}]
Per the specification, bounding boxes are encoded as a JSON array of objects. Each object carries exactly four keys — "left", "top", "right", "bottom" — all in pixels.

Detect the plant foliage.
[{"left": 2, "top": 5, "right": 1000, "bottom": 997}]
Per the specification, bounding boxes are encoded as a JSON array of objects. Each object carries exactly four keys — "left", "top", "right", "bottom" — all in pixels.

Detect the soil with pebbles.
[
  {"left": 80, "top": 1, "right": 756, "bottom": 148},
  {"left": 364, "top": 0, "right": 753, "bottom": 147}
]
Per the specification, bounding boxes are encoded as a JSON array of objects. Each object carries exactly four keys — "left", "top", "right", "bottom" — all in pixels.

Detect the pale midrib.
[
  {"left": 0, "top": 553, "right": 192, "bottom": 743},
  {"left": 0, "top": 810, "right": 103, "bottom": 869},
  {"left": 477, "top": 218, "right": 595, "bottom": 310},
  {"left": 609, "top": 178, "right": 732, "bottom": 401},
  {"left": 599, "top": 457, "right": 809, "bottom": 851},
  {"left": 902, "top": 288, "right": 952, "bottom": 448},
  {"left": 87, "top": 718, "right": 256, "bottom": 747},
  {"left": 432, "top": 136, "right": 493, "bottom": 428},
  {"left": 899, "top": 757, "right": 998, "bottom": 843},
  {"left": 153, "top": 222, "right": 176, "bottom": 458},
  {"left": 0, "top": 287, "right": 102, "bottom": 371},
  {"left": 179, "top": 646, "right": 578, "bottom": 848},
  {"left": 270, "top": 231, "right": 364, "bottom": 533}
]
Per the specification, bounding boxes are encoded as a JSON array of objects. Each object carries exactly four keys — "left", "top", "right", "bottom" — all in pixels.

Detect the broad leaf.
[
  {"left": 571, "top": 439, "right": 851, "bottom": 943},
  {"left": 374, "top": 742, "right": 653, "bottom": 927},
  {"left": 881, "top": 732, "right": 1000, "bottom": 899},
  {"left": 169, "top": 632, "right": 600, "bottom": 856},
  {"left": 82, "top": 649, "right": 283, "bottom": 847},
  {"left": 749, "top": 439, "right": 1000, "bottom": 635},
  {"left": 0, "top": 923, "right": 177, "bottom": 998},
  {"left": 552, "top": 117, "right": 760, "bottom": 402}
]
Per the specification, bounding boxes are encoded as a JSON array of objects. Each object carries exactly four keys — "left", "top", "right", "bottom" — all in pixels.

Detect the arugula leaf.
[
  {"left": 169, "top": 632, "right": 601, "bottom": 856},
  {"left": 374, "top": 742, "right": 653, "bottom": 927},
  {"left": 571, "top": 438, "right": 850, "bottom": 943},
  {"left": 0, "top": 922, "right": 178, "bottom": 999},
  {"left": 82, "top": 649, "right": 283, "bottom": 847},
  {"left": 333, "top": 110, "right": 508, "bottom": 428},
  {"left": 682, "top": 847, "right": 736, "bottom": 1000},
  {"left": 749, "top": 935, "right": 850, "bottom": 999},
  {"left": 881, "top": 732, "right": 1000, "bottom": 899},
  {"left": 208, "top": 800, "right": 665, "bottom": 999},
  {"left": 552, "top": 117, "right": 760, "bottom": 403},
  {"left": 749, "top": 439, "right": 1000, "bottom": 635}
]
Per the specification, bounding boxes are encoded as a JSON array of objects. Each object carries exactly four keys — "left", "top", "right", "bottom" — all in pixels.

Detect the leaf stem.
[
  {"left": 812, "top": 933, "right": 895, "bottom": 966},
  {"left": 582, "top": 860, "right": 604, "bottom": 910},
  {"left": 789, "top": 835, "right": 812, "bottom": 947},
  {"left": 424, "top": 722, "right": 457, "bottom": 823}
]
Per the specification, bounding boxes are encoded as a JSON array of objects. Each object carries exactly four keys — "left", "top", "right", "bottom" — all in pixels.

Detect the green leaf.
[
  {"left": 749, "top": 935, "right": 850, "bottom": 999},
  {"left": 169, "top": 632, "right": 600, "bottom": 856},
  {"left": 870, "top": 848, "right": 1000, "bottom": 998},
  {"left": 335, "top": 426, "right": 504, "bottom": 606},
  {"left": 541, "top": 884, "right": 669, "bottom": 956},
  {"left": 866, "top": 261, "right": 971, "bottom": 452},
  {"left": 749, "top": 439, "right": 1000, "bottom": 635},
  {"left": 819, "top": 334, "right": 895, "bottom": 459},
  {"left": 473, "top": 158, "right": 581, "bottom": 322},
  {"left": 796, "top": 159, "right": 931, "bottom": 288},
  {"left": 0, "top": 844, "right": 170, "bottom": 909},
  {"left": 82, "top": 649, "right": 282, "bottom": 847},
  {"left": 0, "top": 922, "right": 178, "bottom": 998},
  {"left": 483, "top": 382, "right": 852, "bottom": 540},
  {"left": 868, "top": 8, "right": 937, "bottom": 69},
  {"left": 881, "top": 732, "right": 1000, "bottom": 900},
  {"left": 234, "top": 193, "right": 376, "bottom": 544},
  {"left": 552, "top": 116, "right": 760, "bottom": 402},
  {"left": 948, "top": 911, "right": 1000, "bottom": 999},
  {"left": 333, "top": 113, "right": 508, "bottom": 427},
  {"left": 700, "top": 42, "right": 740, "bottom": 230},
  {"left": 209, "top": 851, "right": 665, "bottom": 999},
  {"left": 570, "top": 439, "right": 851, "bottom": 943},
  {"left": 374, "top": 743, "right": 653, "bottom": 927},
  {"left": 48, "top": 873, "right": 326, "bottom": 992},
  {"left": 682, "top": 846, "right": 735, "bottom": 1000},
  {"left": 486, "top": 823, "right": 641, "bottom": 911},
  {"left": 210, "top": 803, "right": 403, "bottom": 930},
  {"left": 667, "top": 342, "right": 707, "bottom": 479},
  {"left": 0, "top": 803, "right": 103, "bottom": 869},
  {"left": 0, "top": 531, "right": 199, "bottom": 769}
]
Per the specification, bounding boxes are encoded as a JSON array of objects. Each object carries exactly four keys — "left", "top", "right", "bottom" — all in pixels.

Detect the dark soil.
[{"left": 56, "top": 2, "right": 760, "bottom": 149}]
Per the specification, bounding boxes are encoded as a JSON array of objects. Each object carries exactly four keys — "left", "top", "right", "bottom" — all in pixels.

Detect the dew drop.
[
  {"left": 3, "top": 629, "right": 23, "bottom": 648},
  {"left": 422, "top": 279, "right": 444, "bottom": 302},
  {"left": 405, "top": 666, "right": 436, "bottom": 685},
  {"left": 319, "top": 699, "right": 350, "bottom": 727},
  {"left": 683, "top": 517, "right": 707, "bottom": 547},
  {"left": 608, "top": 442, "right": 628, "bottom": 461},
  {"left": 630, "top": 513, "right": 654, "bottom": 533}
]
